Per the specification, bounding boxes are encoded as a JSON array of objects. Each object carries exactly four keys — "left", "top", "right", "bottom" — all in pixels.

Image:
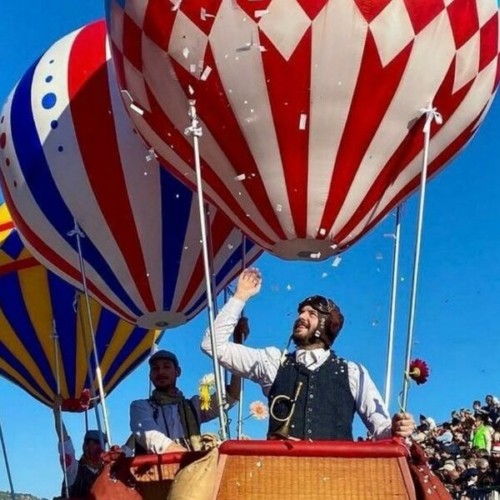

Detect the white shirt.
[{"left": 201, "top": 297, "right": 392, "bottom": 439}]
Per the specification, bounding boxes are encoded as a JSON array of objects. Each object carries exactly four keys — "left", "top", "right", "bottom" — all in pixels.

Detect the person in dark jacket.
[{"left": 53, "top": 395, "right": 105, "bottom": 498}]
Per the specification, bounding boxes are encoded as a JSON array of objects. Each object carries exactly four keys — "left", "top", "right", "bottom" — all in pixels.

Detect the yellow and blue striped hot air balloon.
[{"left": 0, "top": 203, "right": 160, "bottom": 411}]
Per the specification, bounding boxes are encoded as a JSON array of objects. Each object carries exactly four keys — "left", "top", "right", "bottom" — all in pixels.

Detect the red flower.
[
  {"left": 408, "top": 359, "right": 430, "bottom": 385},
  {"left": 60, "top": 388, "right": 93, "bottom": 412},
  {"left": 79, "top": 388, "right": 91, "bottom": 410}
]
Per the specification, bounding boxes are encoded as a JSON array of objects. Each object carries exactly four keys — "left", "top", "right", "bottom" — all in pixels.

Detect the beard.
[
  {"left": 292, "top": 319, "right": 315, "bottom": 347},
  {"left": 292, "top": 318, "right": 328, "bottom": 349}
]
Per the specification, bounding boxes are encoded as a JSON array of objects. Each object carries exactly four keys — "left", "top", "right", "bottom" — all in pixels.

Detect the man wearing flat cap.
[
  {"left": 130, "top": 349, "right": 240, "bottom": 454},
  {"left": 201, "top": 268, "right": 415, "bottom": 441}
]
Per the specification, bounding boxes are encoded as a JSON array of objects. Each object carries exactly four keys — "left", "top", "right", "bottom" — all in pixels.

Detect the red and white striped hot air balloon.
[
  {"left": 0, "top": 21, "right": 262, "bottom": 329},
  {"left": 105, "top": 0, "right": 499, "bottom": 261}
]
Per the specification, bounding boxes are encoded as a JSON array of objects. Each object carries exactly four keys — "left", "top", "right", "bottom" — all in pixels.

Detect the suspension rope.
[
  {"left": 68, "top": 220, "right": 112, "bottom": 447},
  {"left": 0, "top": 419, "right": 15, "bottom": 500},
  {"left": 184, "top": 100, "right": 228, "bottom": 440},
  {"left": 400, "top": 105, "right": 443, "bottom": 411},
  {"left": 75, "top": 292, "right": 104, "bottom": 439},
  {"left": 237, "top": 233, "right": 247, "bottom": 440},
  {"left": 204, "top": 201, "right": 228, "bottom": 426},
  {"left": 52, "top": 322, "right": 69, "bottom": 498}
]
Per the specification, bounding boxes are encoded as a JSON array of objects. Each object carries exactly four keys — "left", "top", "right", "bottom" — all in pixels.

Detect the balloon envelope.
[
  {"left": 0, "top": 204, "right": 160, "bottom": 411},
  {"left": 0, "top": 21, "right": 262, "bottom": 328},
  {"left": 105, "top": 0, "right": 499, "bottom": 260}
]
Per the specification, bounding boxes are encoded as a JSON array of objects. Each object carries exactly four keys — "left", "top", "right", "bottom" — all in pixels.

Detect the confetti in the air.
[
  {"left": 200, "top": 8, "right": 215, "bottom": 20},
  {"left": 299, "top": 113, "right": 308, "bottom": 130},
  {"left": 182, "top": 47, "right": 190, "bottom": 59},
  {"left": 276, "top": 204, "right": 282, "bottom": 212},
  {"left": 318, "top": 228, "right": 326, "bottom": 236},
  {"left": 332, "top": 256, "right": 342, "bottom": 267},
  {"left": 235, "top": 173, "right": 246, "bottom": 181},
  {"left": 200, "top": 66, "right": 212, "bottom": 81},
  {"left": 130, "top": 103, "right": 144, "bottom": 116},
  {"left": 254, "top": 10, "right": 269, "bottom": 18},
  {"left": 286, "top": 284, "right": 293, "bottom": 291}
]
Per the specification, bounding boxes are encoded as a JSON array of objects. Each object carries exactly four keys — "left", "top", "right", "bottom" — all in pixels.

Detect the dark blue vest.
[
  {"left": 267, "top": 352, "right": 355, "bottom": 440},
  {"left": 61, "top": 461, "right": 101, "bottom": 498}
]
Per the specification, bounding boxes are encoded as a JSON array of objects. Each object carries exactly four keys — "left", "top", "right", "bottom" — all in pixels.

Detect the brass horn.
[{"left": 269, "top": 381, "right": 304, "bottom": 439}]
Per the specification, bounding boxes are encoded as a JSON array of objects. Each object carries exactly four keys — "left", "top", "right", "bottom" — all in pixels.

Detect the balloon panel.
[
  {"left": 105, "top": 0, "right": 499, "bottom": 260},
  {"left": 0, "top": 204, "right": 160, "bottom": 411},
  {"left": 0, "top": 21, "right": 262, "bottom": 328}
]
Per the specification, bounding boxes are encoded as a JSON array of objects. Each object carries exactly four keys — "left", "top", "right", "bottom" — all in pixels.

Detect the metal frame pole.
[
  {"left": 400, "top": 105, "right": 442, "bottom": 411},
  {"left": 184, "top": 100, "right": 228, "bottom": 440},
  {"left": 383, "top": 206, "right": 402, "bottom": 410}
]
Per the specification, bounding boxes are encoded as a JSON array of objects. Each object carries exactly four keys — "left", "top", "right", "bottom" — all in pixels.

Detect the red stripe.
[
  {"left": 168, "top": 46, "right": 286, "bottom": 242},
  {"left": 177, "top": 209, "right": 231, "bottom": 311},
  {"left": 0, "top": 221, "right": 14, "bottom": 232},
  {"left": 353, "top": 0, "right": 391, "bottom": 23},
  {"left": 446, "top": 0, "right": 480, "bottom": 50},
  {"left": 403, "top": 0, "right": 447, "bottom": 35},
  {"left": 178, "top": 0, "right": 222, "bottom": 36},
  {"left": 140, "top": 65, "right": 277, "bottom": 248},
  {"left": 0, "top": 177, "right": 135, "bottom": 323},
  {"left": 335, "top": 58, "right": 475, "bottom": 242},
  {"left": 143, "top": 0, "right": 177, "bottom": 50},
  {"left": 122, "top": 12, "right": 143, "bottom": 71},
  {"left": 0, "top": 257, "right": 40, "bottom": 277},
  {"left": 68, "top": 21, "right": 156, "bottom": 312},
  {"left": 259, "top": 28, "right": 312, "bottom": 238},
  {"left": 342, "top": 115, "right": 483, "bottom": 251},
  {"left": 319, "top": 33, "right": 413, "bottom": 240},
  {"left": 479, "top": 14, "right": 499, "bottom": 72}
]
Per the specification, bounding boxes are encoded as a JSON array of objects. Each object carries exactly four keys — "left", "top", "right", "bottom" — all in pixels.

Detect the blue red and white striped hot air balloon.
[
  {"left": 0, "top": 20, "right": 262, "bottom": 329},
  {"left": 0, "top": 203, "right": 160, "bottom": 411},
  {"left": 104, "top": 0, "right": 500, "bottom": 261}
]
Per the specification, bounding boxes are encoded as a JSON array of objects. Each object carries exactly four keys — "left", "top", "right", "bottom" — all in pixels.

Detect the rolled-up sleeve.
[{"left": 130, "top": 400, "right": 173, "bottom": 453}]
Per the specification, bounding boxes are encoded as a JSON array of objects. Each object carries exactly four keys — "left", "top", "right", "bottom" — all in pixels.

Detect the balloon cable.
[
  {"left": 383, "top": 205, "right": 402, "bottom": 411},
  {"left": 75, "top": 293, "right": 105, "bottom": 444},
  {"left": 185, "top": 101, "right": 228, "bottom": 440},
  {"left": 0, "top": 420, "right": 15, "bottom": 500},
  {"left": 52, "top": 323, "right": 69, "bottom": 497},
  {"left": 69, "top": 220, "right": 112, "bottom": 447},
  {"left": 400, "top": 105, "right": 443, "bottom": 411},
  {"left": 204, "top": 201, "right": 229, "bottom": 433},
  {"left": 237, "top": 232, "right": 247, "bottom": 440}
]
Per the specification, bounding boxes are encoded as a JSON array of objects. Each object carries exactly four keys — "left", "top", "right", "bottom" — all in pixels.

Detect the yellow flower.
[
  {"left": 199, "top": 383, "right": 212, "bottom": 411},
  {"left": 198, "top": 373, "right": 215, "bottom": 411}
]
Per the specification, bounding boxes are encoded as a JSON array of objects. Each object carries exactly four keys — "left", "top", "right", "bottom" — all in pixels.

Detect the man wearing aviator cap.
[{"left": 201, "top": 268, "right": 415, "bottom": 441}]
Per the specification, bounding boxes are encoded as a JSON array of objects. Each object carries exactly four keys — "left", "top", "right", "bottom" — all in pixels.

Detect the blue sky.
[{"left": 0, "top": 1, "right": 499, "bottom": 498}]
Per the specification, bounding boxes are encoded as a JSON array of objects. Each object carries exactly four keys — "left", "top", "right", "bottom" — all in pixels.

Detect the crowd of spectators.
[{"left": 411, "top": 395, "right": 500, "bottom": 499}]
